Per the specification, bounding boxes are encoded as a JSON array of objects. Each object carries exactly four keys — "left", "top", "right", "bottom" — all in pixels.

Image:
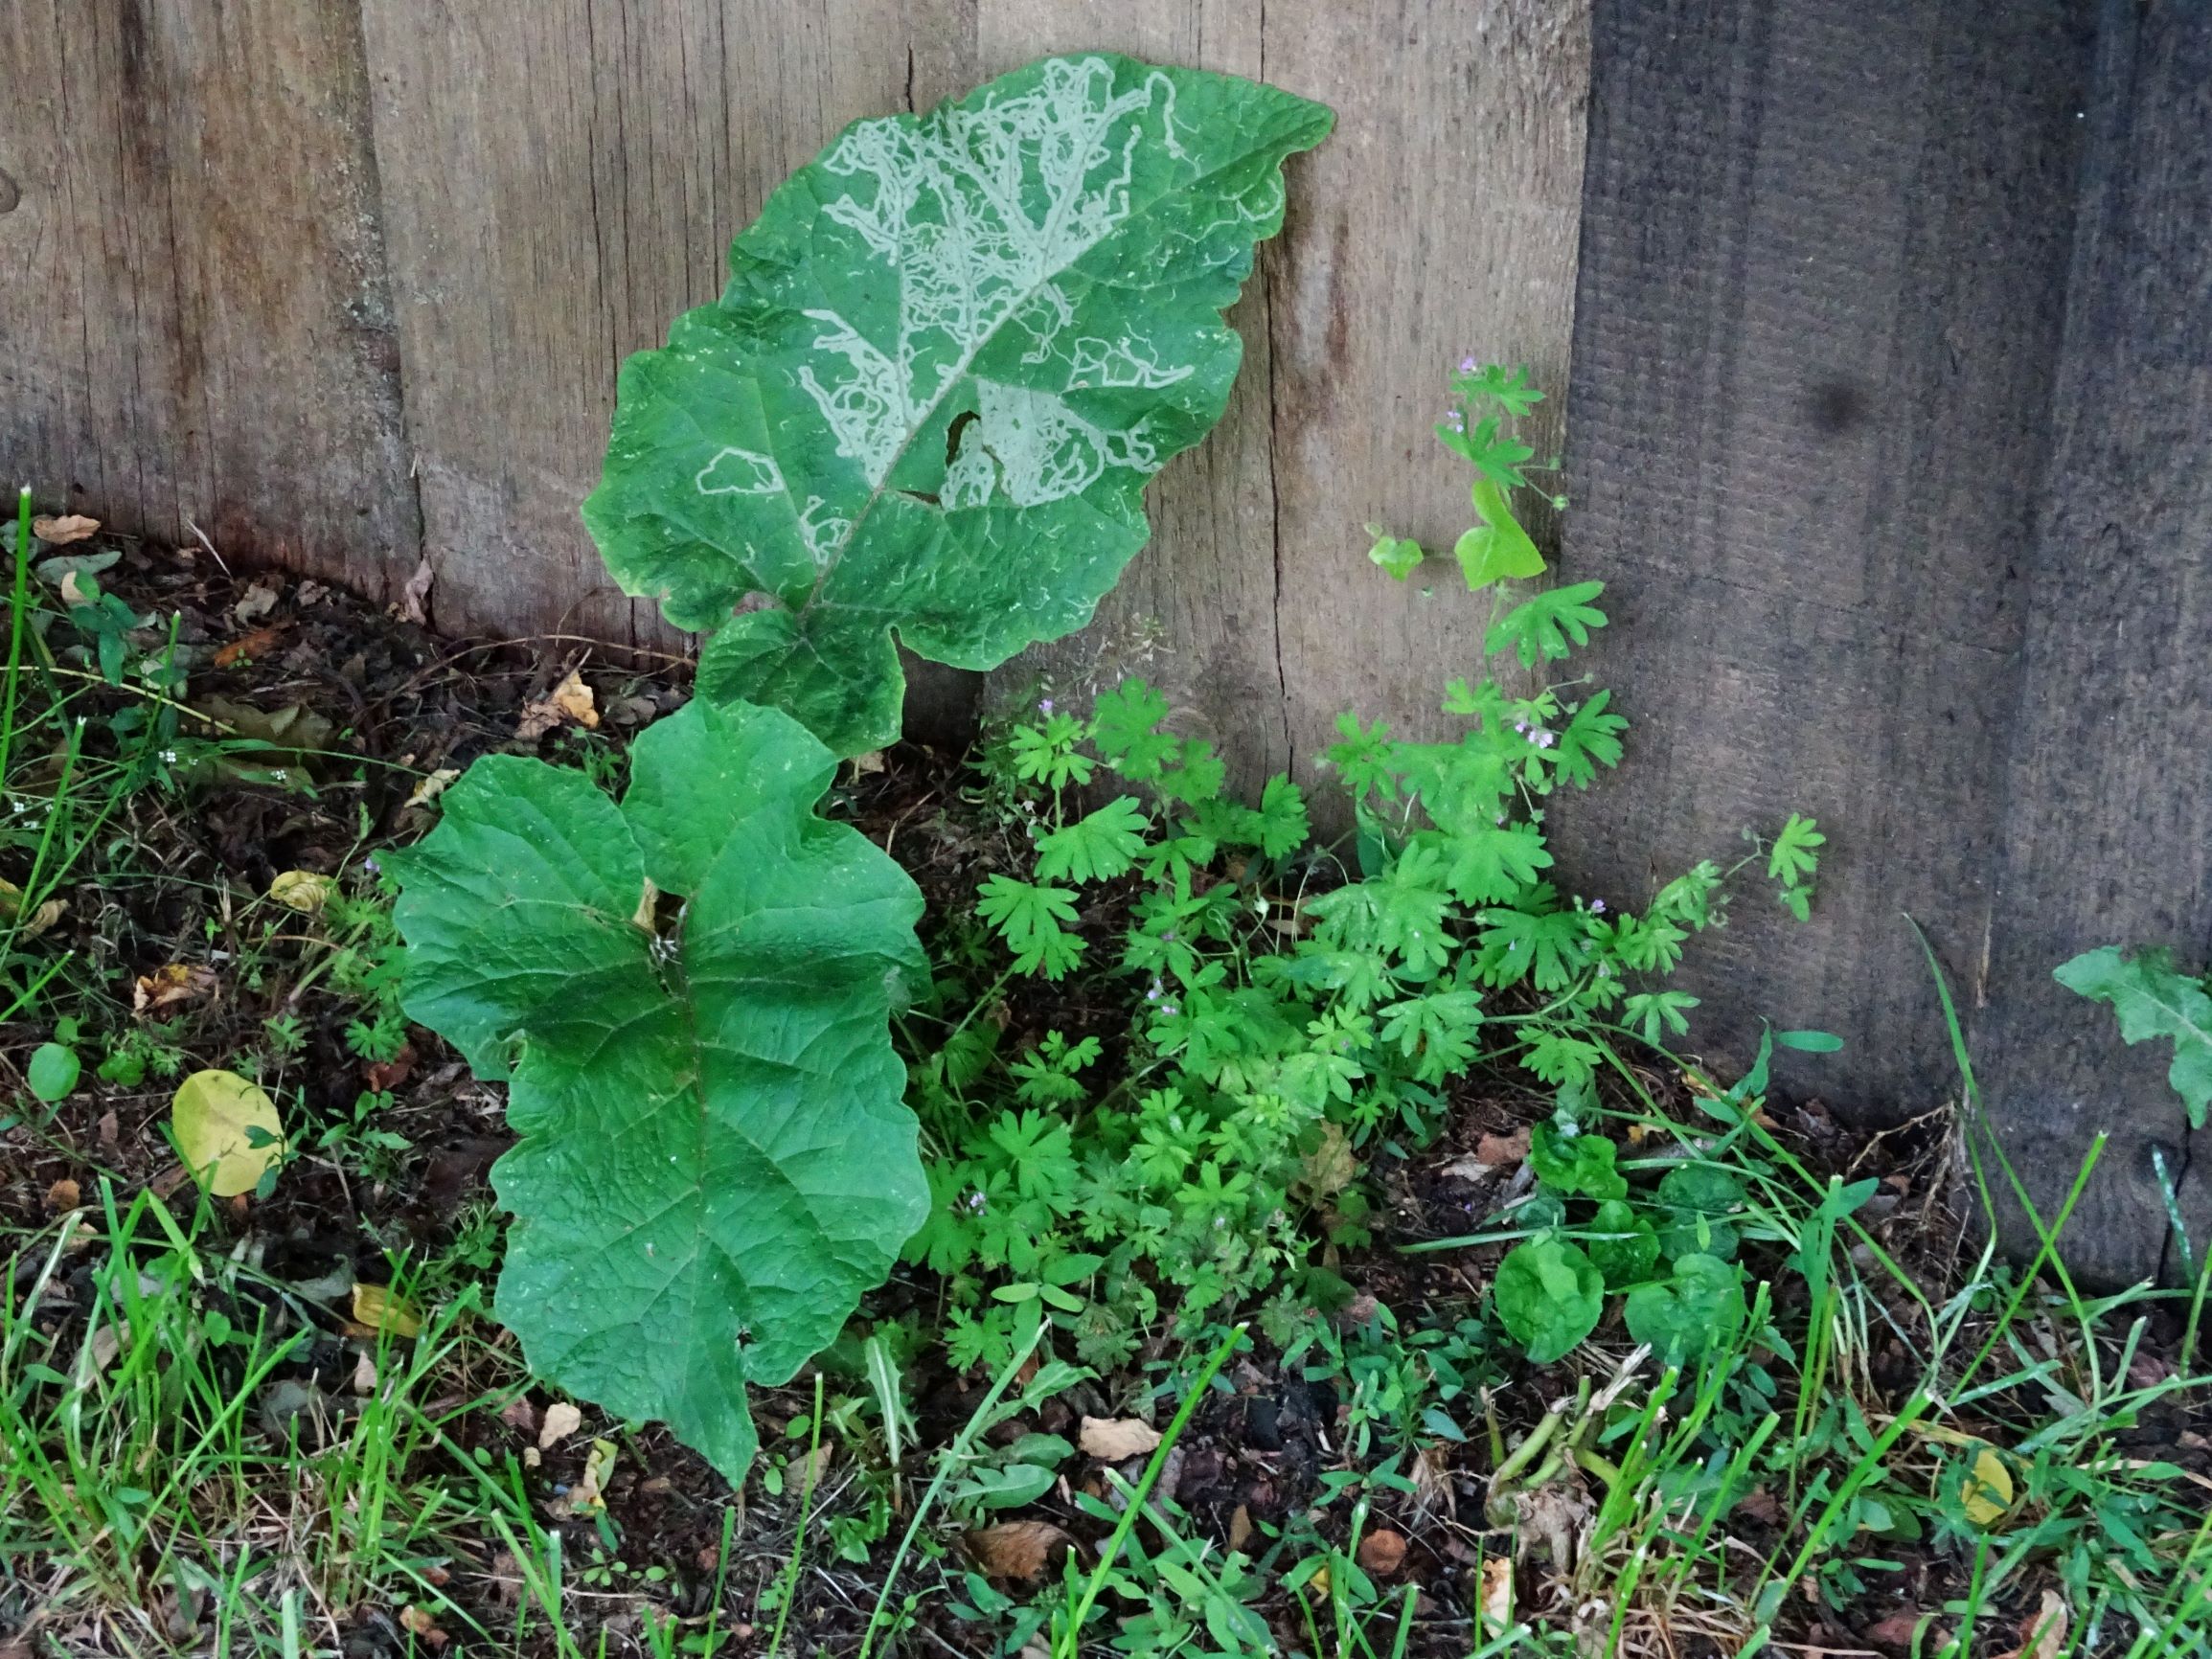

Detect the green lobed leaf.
[
  {"left": 1585, "top": 1198, "right": 1660, "bottom": 1289},
  {"left": 1528, "top": 1121, "right": 1629, "bottom": 1202},
  {"left": 1451, "top": 479, "right": 1546, "bottom": 591},
  {"left": 387, "top": 699, "right": 927, "bottom": 1483},
  {"left": 2055, "top": 945, "right": 2212, "bottom": 1128},
  {"left": 1624, "top": 1253, "right": 1746, "bottom": 1367},
  {"left": 584, "top": 57, "right": 1333, "bottom": 755},
  {"left": 1493, "top": 1236, "right": 1603, "bottom": 1365}
]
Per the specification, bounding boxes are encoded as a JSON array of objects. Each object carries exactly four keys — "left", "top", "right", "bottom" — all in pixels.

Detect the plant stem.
[
  {"left": 1052, "top": 1323, "right": 1244, "bottom": 1659},
  {"left": 1, "top": 488, "right": 31, "bottom": 795},
  {"left": 766, "top": 1373, "right": 825, "bottom": 1659},
  {"left": 857, "top": 1320, "right": 1047, "bottom": 1659}
]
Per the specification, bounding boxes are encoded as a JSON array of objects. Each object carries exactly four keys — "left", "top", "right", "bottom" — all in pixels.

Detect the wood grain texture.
[
  {"left": 999, "top": 0, "right": 1589, "bottom": 802},
  {"left": 0, "top": 0, "right": 416, "bottom": 594},
  {"left": 1265, "top": 0, "right": 1586, "bottom": 791},
  {"left": 355, "top": 0, "right": 981, "bottom": 647},
  {"left": 1972, "top": 1, "right": 2212, "bottom": 1287},
  {"left": 1552, "top": 0, "right": 2090, "bottom": 1114}
]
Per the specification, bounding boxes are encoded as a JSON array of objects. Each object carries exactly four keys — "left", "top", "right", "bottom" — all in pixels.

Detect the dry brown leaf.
[
  {"left": 538, "top": 1399, "right": 583, "bottom": 1449},
  {"left": 1226, "top": 1503, "right": 1253, "bottom": 1555},
  {"left": 1080, "top": 1416, "right": 1163, "bottom": 1460},
  {"left": 1298, "top": 1122, "right": 1358, "bottom": 1202},
  {"left": 400, "top": 556, "right": 435, "bottom": 625},
  {"left": 964, "top": 1520, "right": 1073, "bottom": 1580},
  {"left": 364, "top": 1043, "right": 416, "bottom": 1094},
  {"left": 0, "top": 878, "right": 69, "bottom": 941},
  {"left": 1863, "top": 1610, "right": 1926, "bottom": 1651},
  {"left": 233, "top": 580, "right": 282, "bottom": 624},
  {"left": 34, "top": 513, "right": 101, "bottom": 545},
  {"left": 134, "top": 964, "right": 217, "bottom": 1015},
  {"left": 501, "top": 1396, "right": 539, "bottom": 1437},
  {"left": 1356, "top": 1528, "right": 1407, "bottom": 1575},
  {"left": 1733, "top": 1487, "right": 1785, "bottom": 1528},
  {"left": 1474, "top": 1127, "right": 1531, "bottom": 1167},
  {"left": 215, "top": 626, "right": 285, "bottom": 669},
  {"left": 352, "top": 1350, "right": 379, "bottom": 1395},
  {"left": 269, "top": 870, "right": 338, "bottom": 914},
  {"left": 87, "top": 1321, "right": 128, "bottom": 1371},
  {"left": 514, "top": 668, "right": 599, "bottom": 741},
  {"left": 850, "top": 749, "right": 887, "bottom": 775},
  {"left": 563, "top": 1438, "right": 617, "bottom": 1515},
  {"left": 399, "top": 1605, "right": 447, "bottom": 1648},
  {"left": 97, "top": 1109, "right": 120, "bottom": 1149},
  {"left": 44, "top": 1178, "right": 80, "bottom": 1212},
  {"left": 1996, "top": 1592, "right": 2068, "bottom": 1659},
  {"left": 1438, "top": 1154, "right": 1494, "bottom": 1184},
  {"left": 406, "top": 767, "right": 463, "bottom": 809},
  {"left": 58, "top": 570, "right": 95, "bottom": 606}
]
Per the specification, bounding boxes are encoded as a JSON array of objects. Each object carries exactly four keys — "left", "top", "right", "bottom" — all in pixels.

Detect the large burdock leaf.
[
  {"left": 584, "top": 55, "right": 1333, "bottom": 755},
  {"left": 386, "top": 699, "right": 926, "bottom": 1481}
]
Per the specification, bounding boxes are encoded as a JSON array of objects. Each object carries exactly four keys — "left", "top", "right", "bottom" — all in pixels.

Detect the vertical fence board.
[
  {"left": 0, "top": 0, "right": 416, "bottom": 593},
  {"left": 970, "top": 1, "right": 1290, "bottom": 785},
  {"left": 354, "top": 0, "right": 980, "bottom": 647},
  {"left": 1263, "top": 0, "right": 1587, "bottom": 785},
  {"left": 1973, "top": 3, "right": 2212, "bottom": 1285},
  {"left": 1554, "top": 0, "right": 2088, "bottom": 1116}
]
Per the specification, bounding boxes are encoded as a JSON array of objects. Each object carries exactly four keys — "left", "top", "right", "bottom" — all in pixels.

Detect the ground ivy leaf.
[
  {"left": 389, "top": 700, "right": 927, "bottom": 1483},
  {"left": 583, "top": 56, "right": 1333, "bottom": 755}
]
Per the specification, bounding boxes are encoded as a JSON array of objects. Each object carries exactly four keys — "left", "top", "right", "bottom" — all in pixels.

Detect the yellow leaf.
[
  {"left": 270, "top": 870, "right": 338, "bottom": 914},
  {"left": 573, "top": 1438, "right": 618, "bottom": 1512},
  {"left": 171, "top": 1070, "right": 285, "bottom": 1196},
  {"left": 1958, "top": 1443, "right": 2015, "bottom": 1526},
  {"left": 351, "top": 1283, "right": 423, "bottom": 1339}
]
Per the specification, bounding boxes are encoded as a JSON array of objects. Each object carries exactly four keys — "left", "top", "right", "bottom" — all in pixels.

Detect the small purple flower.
[
  {"left": 1534, "top": 730, "right": 1557, "bottom": 749},
  {"left": 363, "top": 856, "right": 380, "bottom": 875},
  {"left": 1514, "top": 719, "right": 1529, "bottom": 735},
  {"left": 1459, "top": 354, "right": 1478, "bottom": 373},
  {"left": 1038, "top": 697, "right": 1055, "bottom": 716},
  {"left": 1590, "top": 898, "right": 1607, "bottom": 915}
]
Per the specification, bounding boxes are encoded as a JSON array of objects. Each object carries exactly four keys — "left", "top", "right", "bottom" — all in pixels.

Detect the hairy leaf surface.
[
  {"left": 388, "top": 700, "right": 926, "bottom": 1480},
  {"left": 584, "top": 56, "right": 1332, "bottom": 754}
]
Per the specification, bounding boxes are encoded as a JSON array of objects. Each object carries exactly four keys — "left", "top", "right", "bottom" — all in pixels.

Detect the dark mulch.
[{"left": 3, "top": 538, "right": 2201, "bottom": 1659}]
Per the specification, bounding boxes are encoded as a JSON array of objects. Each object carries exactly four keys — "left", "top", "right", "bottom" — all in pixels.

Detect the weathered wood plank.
[
  {"left": 355, "top": 0, "right": 981, "bottom": 653},
  {"left": 1973, "top": 2, "right": 2212, "bottom": 1287},
  {"left": 996, "top": 2, "right": 1590, "bottom": 801},
  {"left": 0, "top": 0, "right": 416, "bottom": 595},
  {"left": 1264, "top": 0, "right": 1587, "bottom": 788},
  {"left": 1552, "top": 0, "right": 2090, "bottom": 1121},
  {"left": 972, "top": 2, "right": 1292, "bottom": 789}
]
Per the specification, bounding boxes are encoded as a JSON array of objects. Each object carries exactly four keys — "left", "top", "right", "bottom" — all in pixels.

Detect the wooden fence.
[{"left": 4, "top": 0, "right": 2206, "bottom": 1284}]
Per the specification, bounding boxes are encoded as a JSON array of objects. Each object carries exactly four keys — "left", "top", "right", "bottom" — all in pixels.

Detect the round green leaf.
[
  {"left": 582, "top": 56, "right": 1334, "bottom": 756},
  {"left": 28, "top": 1042, "right": 80, "bottom": 1103},
  {"left": 1585, "top": 1198, "right": 1660, "bottom": 1289},
  {"left": 1493, "top": 1237, "right": 1604, "bottom": 1365},
  {"left": 1656, "top": 1163, "right": 1745, "bottom": 1261},
  {"left": 1625, "top": 1253, "right": 1746, "bottom": 1367}
]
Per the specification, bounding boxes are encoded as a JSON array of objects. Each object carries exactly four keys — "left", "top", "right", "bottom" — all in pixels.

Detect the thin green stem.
[{"left": 1052, "top": 1323, "right": 1243, "bottom": 1659}]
